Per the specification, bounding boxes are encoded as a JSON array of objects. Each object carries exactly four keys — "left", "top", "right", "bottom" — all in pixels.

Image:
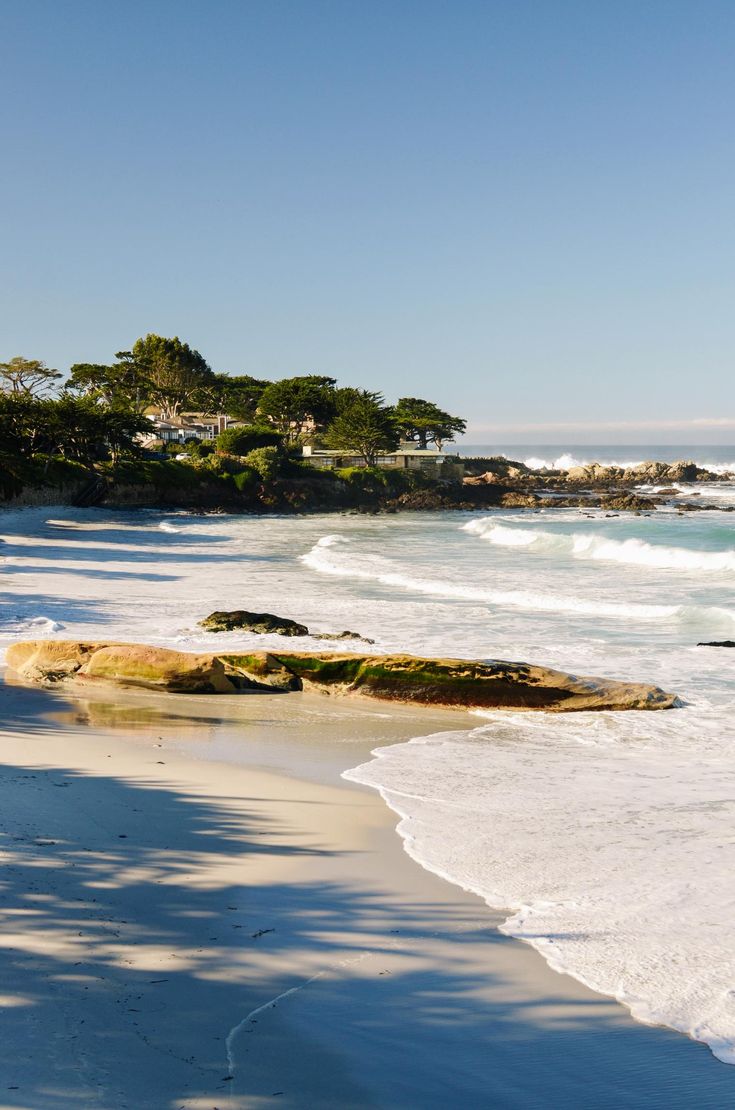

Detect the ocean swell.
[
  {"left": 301, "top": 535, "right": 735, "bottom": 626},
  {"left": 463, "top": 518, "right": 735, "bottom": 573}
]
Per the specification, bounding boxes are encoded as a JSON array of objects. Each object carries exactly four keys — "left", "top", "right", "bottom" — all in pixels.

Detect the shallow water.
[{"left": 1, "top": 497, "right": 735, "bottom": 1062}]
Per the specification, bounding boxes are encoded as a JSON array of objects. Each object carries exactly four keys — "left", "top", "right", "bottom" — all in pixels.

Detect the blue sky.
[{"left": 1, "top": 0, "right": 733, "bottom": 443}]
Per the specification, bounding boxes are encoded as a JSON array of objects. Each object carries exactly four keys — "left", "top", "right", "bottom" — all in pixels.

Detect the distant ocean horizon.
[{"left": 455, "top": 443, "right": 735, "bottom": 471}]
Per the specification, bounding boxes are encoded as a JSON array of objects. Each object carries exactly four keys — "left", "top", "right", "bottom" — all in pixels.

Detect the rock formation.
[
  {"left": 199, "top": 610, "right": 310, "bottom": 636},
  {"left": 198, "top": 610, "right": 373, "bottom": 642},
  {"left": 6, "top": 640, "right": 679, "bottom": 712}
]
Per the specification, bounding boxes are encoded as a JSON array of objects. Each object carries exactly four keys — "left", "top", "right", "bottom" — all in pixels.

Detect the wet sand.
[{"left": 1, "top": 675, "right": 734, "bottom": 1109}]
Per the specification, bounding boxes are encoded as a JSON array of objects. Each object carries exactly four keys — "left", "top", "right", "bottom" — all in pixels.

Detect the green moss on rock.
[{"left": 5, "top": 641, "right": 679, "bottom": 712}]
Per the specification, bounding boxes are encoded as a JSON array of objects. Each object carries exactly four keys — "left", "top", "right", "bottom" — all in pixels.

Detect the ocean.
[
  {"left": 1, "top": 454, "right": 734, "bottom": 1064},
  {"left": 456, "top": 443, "right": 735, "bottom": 473}
]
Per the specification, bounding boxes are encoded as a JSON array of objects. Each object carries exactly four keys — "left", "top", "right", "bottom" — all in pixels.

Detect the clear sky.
[{"left": 1, "top": 0, "right": 733, "bottom": 443}]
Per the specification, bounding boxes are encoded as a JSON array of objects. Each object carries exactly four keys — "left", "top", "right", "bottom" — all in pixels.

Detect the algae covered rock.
[
  {"left": 199, "top": 610, "right": 309, "bottom": 636},
  {"left": 5, "top": 639, "right": 679, "bottom": 712},
  {"left": 258, "top": 651, "right": 677, "bottom": 711},
  {"left": 221, "top": 652, "right": 302, "bottom": 691}
]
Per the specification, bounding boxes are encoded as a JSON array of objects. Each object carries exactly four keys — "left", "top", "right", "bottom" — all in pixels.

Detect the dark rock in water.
[
  {"left": 500, "top": 491, "right": 541, "bottom": 508},
  {"left": 199, "top": 611, "right": 375, "bottom": 643},
  {"left": 697, "top": 640, "right": 735, "bottom": 648},
  {"left": 599, "top": 493, "right": 657, "bottom": 511},
  {"left": 199, "top": 610, "right": 309, "bottom": 636},
  {"left": 314, "top": 630, "right": 376, "bottom": 644}
]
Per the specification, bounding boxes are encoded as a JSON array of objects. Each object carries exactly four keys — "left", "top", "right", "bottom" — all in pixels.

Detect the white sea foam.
[
  {"left": 509, "top": 453, "right": 735, "bottom": 475},
  {"left": 159, "top": 521, "right": 181, "bottom": 533},
  {"left": 519, "top": 453, "right": 646, "bottom": 472},
  {"left": 21, "top": 616, "right": 64, "bottom": 633},
  {"left": 345, "top": 701, "right": 735, "bottom": 1065},
  {"left": 463, "top": 518, "right": 735, "bottom": 573},
  {"left": 300, "top": 535, "right": 735, "bottom": 626}
]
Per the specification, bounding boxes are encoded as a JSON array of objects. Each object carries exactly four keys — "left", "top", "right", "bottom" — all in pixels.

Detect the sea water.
[
  {"left": 1, "top": 480, "right": 734, "bottom": 1062},
  {"left": 456, "top": 443, "right": 735, "bottom": 474}
]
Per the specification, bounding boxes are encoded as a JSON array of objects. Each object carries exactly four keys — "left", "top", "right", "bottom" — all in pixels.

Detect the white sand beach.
[{"left": 2, "top": 675, "right": 735, "bottom": 1110}]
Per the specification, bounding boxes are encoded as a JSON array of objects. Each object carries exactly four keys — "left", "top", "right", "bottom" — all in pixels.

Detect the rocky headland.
[
  {"left": 2, "top": 454, "right": 732, "bottom": 514},
  {"left": 6, "top": 639, "right": 678, "bottom": 712},
  {"left": 459, "top": 457, "right": 735, "bottom": 513},
  {"left": 1, "top": 455, "right": 732, "bottom": 515}
]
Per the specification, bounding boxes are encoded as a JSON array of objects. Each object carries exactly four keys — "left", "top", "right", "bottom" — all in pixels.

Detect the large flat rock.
[{"left": 5, "top": 640, "right": 678, "bottom": 712}]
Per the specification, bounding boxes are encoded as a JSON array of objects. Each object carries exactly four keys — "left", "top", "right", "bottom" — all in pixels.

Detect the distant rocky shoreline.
[
  {"left": 1, "top": 456, "right": 732, "bottom": 515},
  {"left": 453, "top": 456, "right": 735, "bottom": 514}
]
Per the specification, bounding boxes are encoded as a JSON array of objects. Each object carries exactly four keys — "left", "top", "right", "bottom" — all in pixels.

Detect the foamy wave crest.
[
  {"left": 22, "top": 616, "right": 64, "bottom": 633},
  {"left": 522, "top": 453, "right": 581, "bottom": 471},
  {"left": 159, "top": 521, "right": 182, "bottom": 533},
  {"left": 300, "top": 536, "right": 735, "bottom": 623},
  {"left": 464, "top": 518, "right": 735, "bottom": 573},
  {"left": 705, "top": 463, "right": 735, "bottom": 476},
  {"left": 520, "top": 453, "right": 645, "bottom": 472}
]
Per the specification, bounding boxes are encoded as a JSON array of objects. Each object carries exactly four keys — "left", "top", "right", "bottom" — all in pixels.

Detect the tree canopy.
[
  {"left": 324, "top": 389, "right": 398, "bottom": 466},
  {"left": 0, "top": 393, "right": 148, "bottom": 462},
  {"left": 0, "top": 357, "right": 62, "bottom": 397},
  {"left": 392, "top": 397, "right": 466, "bottom": 451},
  {"left": 65, "top": 361, "right": 149, "bottom": 410},
  {"left": 202, "top": 374, "right": 268, "bottom": 421},
  {"left": 257, "top": 375, "right": 337, "bottom": 442},
  {"left": 121, "top": 334, "right": 214, "bottom": 419},
  {"left": 0, "top": 336, "right": 467, "bottom": 482}
]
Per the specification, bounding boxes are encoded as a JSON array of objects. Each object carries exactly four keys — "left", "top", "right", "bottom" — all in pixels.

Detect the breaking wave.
[
  {"left": 301, "top": 535, "right": 735, "bottom": 624},
  {"left": 16, "top": 616, "right": 65, "bottom": 633},
  {"left": 499, "top": 453, "right": 735, "bottom": 474},
  {"left": 463, "top": 518, "right": 735, "bottom": 573}
]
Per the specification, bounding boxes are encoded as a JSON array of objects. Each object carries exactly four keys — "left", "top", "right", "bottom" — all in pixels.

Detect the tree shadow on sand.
[
  {"left": 1, "top": 760, "right": 734, "bottom": 1109},
  {"left": 0, "top": 506, "right": 731, "bottom": 1105}
]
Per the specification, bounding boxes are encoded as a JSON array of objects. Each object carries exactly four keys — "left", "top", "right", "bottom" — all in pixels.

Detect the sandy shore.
[{"left": 1, "top": 674, "right": 735, "bottom": 1110}]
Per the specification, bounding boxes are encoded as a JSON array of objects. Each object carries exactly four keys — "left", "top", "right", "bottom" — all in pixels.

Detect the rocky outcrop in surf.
[
  {"left": 200, "top": 610, "right": 310, "bottom": 636},
  {"left": 5, "top": 640, "right": 679, "bottom": 712},
  {"left": 199, "top": 610, "right": 373, "bottom": 642}
]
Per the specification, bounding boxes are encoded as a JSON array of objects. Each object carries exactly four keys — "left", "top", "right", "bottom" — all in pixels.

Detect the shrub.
[
  {"left": 203, "top": 452, "right": 247, "bottom": 477},
  {"left": 104, "top": 459, "right": 201, "bottom": 490},
  {"left": 335, "top": 465, "right": 389, "bottom": 489},
  {"left": 215, "top": 424, "right": 283, "bottom": 456},
  {"left": 187, "top": 440, "right": 216, "bottom": 459},
  {"left": 232, "top": 467, "right": 258, "bottom": 492},
  {"left": 243, "top": 445, "right": 282, "bottom": 479}
]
